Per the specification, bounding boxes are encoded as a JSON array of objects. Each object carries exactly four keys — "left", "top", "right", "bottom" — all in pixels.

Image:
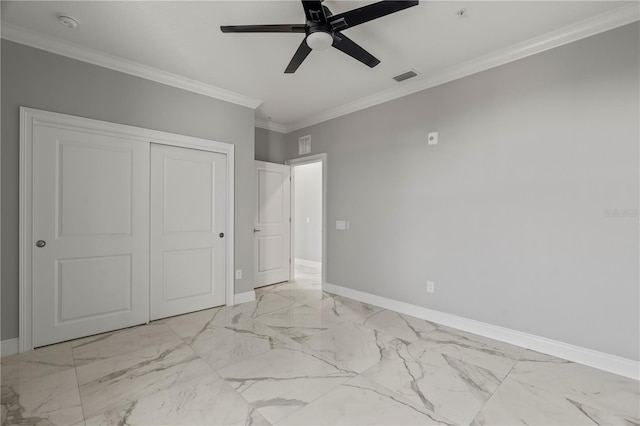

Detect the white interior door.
[
  {"left": 33, "top": 126, "right": 150, "bottom": 347},
  {"left": 255, "top": 161, "right": 291, "bottom": 287},
  {"left": 150, "top": 144, "right": 227, "bottom": 320}
]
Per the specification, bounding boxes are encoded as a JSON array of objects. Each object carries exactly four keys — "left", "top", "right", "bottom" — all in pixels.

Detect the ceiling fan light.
[{"left": 306, "top": 32, "right": 333, "bottom": 50}]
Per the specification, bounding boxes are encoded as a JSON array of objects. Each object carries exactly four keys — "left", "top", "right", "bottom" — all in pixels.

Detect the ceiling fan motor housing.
[{"left": 306, "top": 22, "right": 334, "bottom": 50}]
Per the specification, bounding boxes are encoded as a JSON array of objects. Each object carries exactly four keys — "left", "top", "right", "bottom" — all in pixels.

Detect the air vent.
[
  {"left": 392, "top": 70, "right": 419, "bottom": 82},
  {"left": 299, "top": 135, "right": 311, "bottom": 155}
]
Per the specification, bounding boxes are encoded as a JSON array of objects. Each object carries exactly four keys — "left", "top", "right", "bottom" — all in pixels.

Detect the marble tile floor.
[{"left": 2, "top": 265, "right": 639, "bottom": 425}]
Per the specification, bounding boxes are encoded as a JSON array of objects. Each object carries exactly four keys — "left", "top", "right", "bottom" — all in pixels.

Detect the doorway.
[{"left": 288, "top": 154, "right": 326, "bottom": 286}]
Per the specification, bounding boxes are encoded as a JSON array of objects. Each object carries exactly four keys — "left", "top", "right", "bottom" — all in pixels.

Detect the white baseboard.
[
  {"left": 1, "top": 338, "right": 19, "bottom": 357},
  {"left": 295, "top": 258, "right": 322, "bottom": 269},
  {"left": 324, "top": 282, "right": 640, "bottom": 381},
  {"left": 234, "top": 290, "right": 256, "bottom": 305}
]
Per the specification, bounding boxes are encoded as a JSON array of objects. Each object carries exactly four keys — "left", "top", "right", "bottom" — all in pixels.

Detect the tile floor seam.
[
  {"left": 77, "top": 341, "right": 214, "bottom": 419},
  {"left": 220, "top": 376, "right": 275, "bottom": 426},
  {"left": 469, "top": 348, "right": 522, "bottom": 424},
  {"left": 203, "top": 323, "right": 327, "bottom": 374},
  {"left": 252, "top": 302, "right": 312, "bottom": 322},
  {"left": 500, "top": 370, "right": 637, "bottom": 420},
  {"left": 196, "top": 316, "right": 292, "bottom": 372},
  {"left": 250, "top": 313, "right": 332, "bottom": 342},
  {"left": 71, "top": 363, "right": 88, "bottom": 425},
  {"left": 362, "top": 353, "right": 485, "bottom": 425},
  {"left": 164, "top": 319, "right": 191, "bottom": 343},
  {"left": 269, "top": 373, "right": 365, "bottom": 425},
  {"left": 197, "top": 338, "right": 274, "bottom": 374},
  {"left": 71, "top": 323, "right": 182, "bottom": 368},
  {"left": 252, "top": 291, "right": 295, "bottom": 310},
  {"left": 350, "top": 376, "right": 460, "bottom": 426},
  {"left": 274, "top": 295, "right": 327, "bottom": 312}
]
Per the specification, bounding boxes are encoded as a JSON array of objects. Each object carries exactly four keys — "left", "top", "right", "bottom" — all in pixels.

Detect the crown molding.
[
  {"left": 1, "top": 22, "right": 263, "bottom": 110},
  {"left": 255, "top": 119, "right": 288, "bottom": 134},
  {"left": 2, "top": 3, "right": 637, "bottom": 131},
  {"left": 286, "top": 3, "right": 640, "bottom": 133}
]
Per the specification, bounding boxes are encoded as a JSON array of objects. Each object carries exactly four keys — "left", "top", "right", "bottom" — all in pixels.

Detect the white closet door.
[
  {"left": 150, "top": 144, "right": 227, "bottom": 320},
  {"left": 33, "top": 126, "right": 150, "bottom": 347},
  {"left": 254, "top": 161, "right": 291, "bottom": 287}
]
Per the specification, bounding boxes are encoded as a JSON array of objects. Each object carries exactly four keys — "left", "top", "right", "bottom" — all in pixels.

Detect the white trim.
[
  {"left": 286, "top": 4, "right": 640, "bottom": 132},
  {"left": 1, "top": 23, "right": 262, "bottom": 110},
  {"left": 286, "top": 154, "right": 328, "bottom": 287},
  {"left": 323, "top": 282, "right": 640, "bottom": 381},
  {"left": 19, "top": 110, "right": 33, "bottom": 353},
  {"left": 295, "top": 258, "right": 321, "bottom": 270},
  {"left": 1, "top": 339, "right": 19, "bottom": 358},
  {"left": 225, "top": 151, "right": 236, "bottom": 310},
  {"left": 3, "top": 5, "right": 637, "bottom": 134},
  {"left": 233, "top": 291, "right": 256, "bottom": 305},
  {"left": 4, "top": 6, "right": 637, "bottom": 135},
  {"left": 0, "top": 19, "right": 2, "bottom": 360},
  {"left": 255, "top": 119, "right": 288, "bottom": 134},
  {"left": 19, "top": 107, "right": 236, "bottom": 352}
]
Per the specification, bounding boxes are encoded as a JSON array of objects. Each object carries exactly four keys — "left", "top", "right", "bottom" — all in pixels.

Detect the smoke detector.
[{"left": 57, "top": 15, "right": 79, "bottom": 29}]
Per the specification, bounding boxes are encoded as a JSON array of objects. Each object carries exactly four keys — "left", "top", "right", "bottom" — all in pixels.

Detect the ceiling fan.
[{"left": 220, "top": 0, "right": 419, "bottom": 73}]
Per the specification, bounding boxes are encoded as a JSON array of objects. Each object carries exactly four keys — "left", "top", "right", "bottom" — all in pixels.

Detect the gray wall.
[
  {"left": 1, "top": 40, "right": 256, "bottom": 340},
  {"left": 255, "top": 127, "right": 288, "bottom": 164},
  {"left": 294, "top": 162, "right": 323, "bottom": 263},
  {"left": 285, "top": 23, "right": 640, "bottom": 360}
]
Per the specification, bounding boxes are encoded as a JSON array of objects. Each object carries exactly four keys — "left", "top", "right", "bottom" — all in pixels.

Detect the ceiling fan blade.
[
  {"left": 220, "top": 24, "right": 306, "bottom": 33},
  {"left": 328, "top": 0, "right": 418, "bottom": 31},
  {"left": 285, "top": 39, "right": 313, "bottom": 73},
  {"left": 301, "top": 0, "right": 327, "bottom": 23},
  {"left": 332, "top": 32, "right": 380, "bottom": 68}
]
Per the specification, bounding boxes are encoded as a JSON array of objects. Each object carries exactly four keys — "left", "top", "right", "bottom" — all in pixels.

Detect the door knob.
[
  {"left": 253, "top": 229, "right": 261, "bottom": 233},
  {"left": 36, "top": 240, "right": 46, "bottom": 248},
  {"left": 219, "top": 233, "right": 224, "bottom": 238}
]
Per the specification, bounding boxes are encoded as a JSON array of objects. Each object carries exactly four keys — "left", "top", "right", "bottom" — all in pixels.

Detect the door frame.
[
  {"left": 286, "top": 153, "right": 327, "bottom": 286},
  {"left": 19, "top": 107, "right": 236, "bottom": 352}
]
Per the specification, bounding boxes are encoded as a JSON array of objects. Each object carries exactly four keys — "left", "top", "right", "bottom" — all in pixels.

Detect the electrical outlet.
[
  {"left": 235, "top": 269, "right": 242, "bottom": 279},
  {"left": 427, "top": 280, "right": 435, "bottom": 293}
]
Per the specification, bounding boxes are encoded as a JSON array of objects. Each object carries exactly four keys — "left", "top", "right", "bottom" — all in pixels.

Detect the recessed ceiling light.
[
  {"left": 57, "top": 15, "right": 79, "bottom": 29},
  {"left": 456, "top": 8, "right": 468, "bottom": 18}
]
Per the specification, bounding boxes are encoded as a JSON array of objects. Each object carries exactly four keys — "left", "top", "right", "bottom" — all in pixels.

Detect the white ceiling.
[{"left": 1, "top": 1, "right": 637, "bottom": 131}]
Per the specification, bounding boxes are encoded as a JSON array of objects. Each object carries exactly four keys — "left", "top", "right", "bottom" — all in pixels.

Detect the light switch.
[{"left": 336, "top": 220, "right": 346, "bottom": 230}]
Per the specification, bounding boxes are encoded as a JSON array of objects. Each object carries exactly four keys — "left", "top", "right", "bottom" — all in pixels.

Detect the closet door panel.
[
  {"left": 150, "top": 144, "right": 227, "bottom": 320},
  {"left": 32, "top": 125, "right": 150, "bottom": 347}
]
